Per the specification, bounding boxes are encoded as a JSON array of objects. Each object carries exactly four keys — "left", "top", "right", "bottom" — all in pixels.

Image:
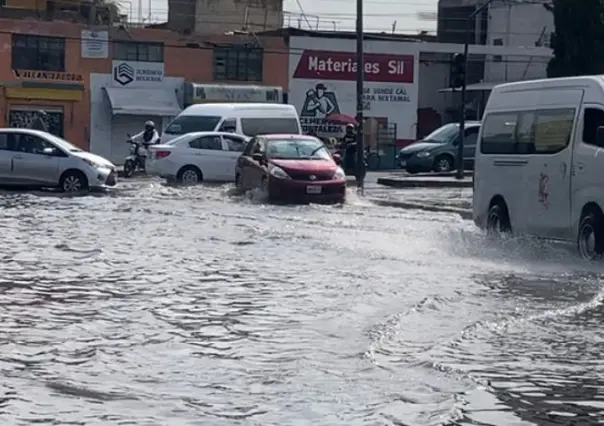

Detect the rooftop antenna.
[
  {"left": 294, "top": 0, "right": 313, "bottom": 30},
  {"left": 391, "top": 20, "right": 396, "bottom": 33}
]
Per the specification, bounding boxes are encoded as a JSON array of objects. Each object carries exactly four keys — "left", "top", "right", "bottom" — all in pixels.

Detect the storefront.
[
  {"left": 89, "top": 60, "right": 183, "bottom": 164},
  {"left": 184, "top": 83, "right": 284, "bottom": 106},
  {"left": 2, "top": 70, "right": 85, "bottom": 142},
  {"left": 288, "top": 36, "right": 419, "bottom": 147}
]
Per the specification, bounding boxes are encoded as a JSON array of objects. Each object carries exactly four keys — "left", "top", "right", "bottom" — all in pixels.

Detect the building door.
[{"left": 8, "top": 107, "right": 64, "bottom": 137}]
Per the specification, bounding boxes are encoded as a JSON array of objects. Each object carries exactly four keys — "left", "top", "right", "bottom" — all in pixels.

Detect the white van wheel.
[
  {"left": 486, "top": 203, "right": 511, "bottom": 236},
  {"left": 577, "top": 212, "right": 604, "bottom": 260}
]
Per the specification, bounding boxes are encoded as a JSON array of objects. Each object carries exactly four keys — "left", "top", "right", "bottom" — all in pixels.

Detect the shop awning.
[{"left": 103, "top": 87, "right": 181, "bottom": 116}]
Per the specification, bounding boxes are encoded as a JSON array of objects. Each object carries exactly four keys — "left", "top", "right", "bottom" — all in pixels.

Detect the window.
[
  {"left": 190, "top": 136, "right": 222, "bottom": 150},
  {"left": 219, "top": 119, "right": 237, "bottom": 132},
  {"left": 243, "top": 137, "right": 258, "bottom": 156},
  {"left": 113, "top": 41, "right": 163, "bottom": 62},
  {"left": 213, "top": 45, "right": 263, "bottom": 82},
  {"left": 493, "top": 38, "right": 503, "bottom": 63},
  {"left": 12, "top": 34, "right": 65, "bottom": 71},
  {"left": 464, "top": 127, "right": 479, "bottom": 146},
  {"left": 0, "top": 134, "right": 14, "bottom": 151},
  {"left": 164, "top": 116, "right": 222, "bottom": 135},
  {"left": 582, "top": 108, "right": 604, "bottom": 146},
  {"left": 240, "top": 118, "right": 300, "bottom": 137},
  {"left": 480, "top": 108, "right": 576, "bottom": 155},
  {"left": 480, "top": 113, "right": 518, "bottom": 154},
  {"left": 533, "top": 108, "right": 574, "bottom": 153},
  {"left": 223, "top": 135, "right": 246, "bottom": 152},
  {"left": 13, "top": 134, "right": 54, "bottom": 155}
]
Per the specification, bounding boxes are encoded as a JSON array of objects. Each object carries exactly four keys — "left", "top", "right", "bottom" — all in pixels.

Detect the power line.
[{"left": 7, "top": 29, "right": 551, "bottom": 63}]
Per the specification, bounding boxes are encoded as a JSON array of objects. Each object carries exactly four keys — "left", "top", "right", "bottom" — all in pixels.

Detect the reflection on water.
[{"left": 0, "top": 180, "right": 602, "bottom": 425}]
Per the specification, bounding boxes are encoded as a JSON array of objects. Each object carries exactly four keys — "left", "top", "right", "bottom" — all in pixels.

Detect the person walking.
[{"left": 30, "top": 110, "right": 49, "bottom": 132}]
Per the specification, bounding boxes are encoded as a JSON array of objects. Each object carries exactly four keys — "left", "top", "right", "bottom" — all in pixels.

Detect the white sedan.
[{"left": 146, "top": 131, "right": 249, "bottom": 184}]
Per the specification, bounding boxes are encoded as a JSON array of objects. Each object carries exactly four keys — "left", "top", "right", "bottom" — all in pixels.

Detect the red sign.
[{"left": 293, "top": 50, "right": 414, "bottom": 83}]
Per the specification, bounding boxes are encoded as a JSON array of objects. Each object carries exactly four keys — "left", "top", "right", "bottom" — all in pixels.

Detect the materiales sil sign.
[
  {"left": 289, "top": 38, "right": 419, "bottom": 142},
  {"left": 111, "top": 61, "right": 164, "bottom": 88}
]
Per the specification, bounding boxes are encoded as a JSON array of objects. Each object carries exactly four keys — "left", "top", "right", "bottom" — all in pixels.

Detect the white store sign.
[
  {"left": 81, "top": 30, "right": 109, "bottom": 58},
  {"left": 111, "top": 61, "right": 164, "bottom": 88}
]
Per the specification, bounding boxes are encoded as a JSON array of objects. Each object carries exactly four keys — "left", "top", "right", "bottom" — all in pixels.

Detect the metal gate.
[
  {"left": 8, "top": 107, "right": 64, "bottom": 137},
  {"left": 367, "top": 122, "right": 398, "bottom": 170}
]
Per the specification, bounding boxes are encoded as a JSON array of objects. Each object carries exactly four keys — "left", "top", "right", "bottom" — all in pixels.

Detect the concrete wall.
[{"left": 484, "top": 2, "right": 553, "bottom": 82}]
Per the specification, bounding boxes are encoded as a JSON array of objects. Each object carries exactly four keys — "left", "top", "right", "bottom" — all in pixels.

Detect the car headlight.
[
  {"left": 416, "top": 151, "right": 432, "bottom": 158},
  {"left": 332, "top": 167, "right": 345, "bottom": 180},
  {"left": 269, "top": 165, "right": 290, "bottom": 179},
  {"left": 81, "top": 158, "right": 102, "bottom": 168}
]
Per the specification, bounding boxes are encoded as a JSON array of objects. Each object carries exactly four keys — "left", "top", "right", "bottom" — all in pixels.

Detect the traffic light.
[{"left": 450, "top": 53, "right": 466, "bottom": 89}]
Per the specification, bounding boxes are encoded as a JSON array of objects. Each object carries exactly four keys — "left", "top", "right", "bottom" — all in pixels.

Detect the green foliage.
[{"left": 547, "top": 0, "right": 604, "bottom": 78}]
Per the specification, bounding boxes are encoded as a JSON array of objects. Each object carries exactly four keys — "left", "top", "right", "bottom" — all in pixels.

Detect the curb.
[
  {"left": 368, "top": 198, "right": 472, "bottom": 220},
  {"left": 377, "top": 177, "right": 473, "bottom": 188}
]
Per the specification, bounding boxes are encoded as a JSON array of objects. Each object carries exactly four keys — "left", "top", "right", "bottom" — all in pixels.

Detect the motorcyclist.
[{"left": 129, "top": 120, "right": 160, "bottom": 157}]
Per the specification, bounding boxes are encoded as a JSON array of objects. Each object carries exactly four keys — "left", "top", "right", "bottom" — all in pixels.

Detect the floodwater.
[{"left": 0, "top": 179, "right": 602, "bottom": 425}]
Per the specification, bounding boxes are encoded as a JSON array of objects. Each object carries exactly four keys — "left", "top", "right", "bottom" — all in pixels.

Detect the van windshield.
[
  {"left": 241, "top": 117, "right": 300, "bottom": 136},
  {"left": 164, "top": 116, "right": 221, "bottom": 135},
  {"left": 423, "top": 123, "right": 461, "bottom": 143}
]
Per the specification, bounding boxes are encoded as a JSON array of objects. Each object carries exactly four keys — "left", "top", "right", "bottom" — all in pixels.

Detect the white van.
[
  {"left": 160, "top": 103, "right": 301, "bottom": 144},
  {"left": 473, "top": 75, "right": 604, "bottom": 260}
]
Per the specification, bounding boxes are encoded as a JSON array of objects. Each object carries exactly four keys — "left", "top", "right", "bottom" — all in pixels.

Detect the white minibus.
[
  {"left": 473, "top": 76, "right": 604, "bottom": 260},
  {"left": 160, "top": 103, "right": 301, "bottom": 144}
]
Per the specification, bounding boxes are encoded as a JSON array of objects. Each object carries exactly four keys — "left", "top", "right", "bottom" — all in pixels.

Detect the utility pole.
[
  {"left": 355, "top": 0, "right": 365, "bottom": 192},
  {"left": 457, "top": 0, "right": 496, "bottom": 179}
]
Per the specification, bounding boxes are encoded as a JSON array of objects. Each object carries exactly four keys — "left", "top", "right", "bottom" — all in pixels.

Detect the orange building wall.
[{"left": 0, "top": 19, "right": 289, "bottom": 150}]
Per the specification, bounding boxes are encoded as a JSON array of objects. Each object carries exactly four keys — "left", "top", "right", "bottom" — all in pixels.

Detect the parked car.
[
  {"left": 396, "top": 122, "right": 481, "bottom": 173},
  {"left": 235, "top": 134, "right": 346, "bottom": 204},
  {"left": 0, "top": 128, "right": 117, "bottom": 192},
  {"left": 146, "top": 131, "right": 249, "bottom": 183}
]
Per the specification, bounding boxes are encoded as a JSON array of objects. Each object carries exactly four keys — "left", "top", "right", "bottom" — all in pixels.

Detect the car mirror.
[
  {"left": 224, "top": 127, "right": 236, "bottom": 133},
  {"left": 332, "top": 153, "right": 342, "bottom": 165},
  {"left": 42, "top": 147, "right": 55, "bottom": 156},
  {"left": 252, "top": 153, "right": 264, "bottom": 163},
  {"left": 596, "top": 126, "right": 604, "bottom": 147}
]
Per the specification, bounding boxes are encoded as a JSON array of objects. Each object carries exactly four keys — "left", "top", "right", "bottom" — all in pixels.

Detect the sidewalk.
[{"left": 376, "top": 171, "right": 473, "bottom": 188}]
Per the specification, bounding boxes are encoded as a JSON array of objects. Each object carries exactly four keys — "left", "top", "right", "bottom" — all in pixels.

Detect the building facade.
[
  {"left": 167, "top": 0, "right": 283, "bottom": 34},
  {"left": 0, "top": 17, "right": 288, "bottom": 164}
]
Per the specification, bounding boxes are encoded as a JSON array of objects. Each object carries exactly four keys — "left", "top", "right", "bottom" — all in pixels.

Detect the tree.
[{"left": 546, "top": 0, "right": 604, "bottom": 78}]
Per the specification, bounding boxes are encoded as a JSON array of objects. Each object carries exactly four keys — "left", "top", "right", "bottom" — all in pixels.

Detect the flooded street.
[{"left": 0, "top": 178, "right": 602, "bottom": 425}]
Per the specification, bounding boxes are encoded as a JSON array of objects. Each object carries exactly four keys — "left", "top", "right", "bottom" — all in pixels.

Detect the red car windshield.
[{"left": 266, "top": 139, "right": 331, "bottom": 160}]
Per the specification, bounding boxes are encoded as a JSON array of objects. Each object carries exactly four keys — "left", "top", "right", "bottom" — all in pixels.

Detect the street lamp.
[
  {"left": 355, "top": 0, "right": 365, "bottom": 191},
  {"left": 456, "top": 0, "right": 497, "bottom": 179}
]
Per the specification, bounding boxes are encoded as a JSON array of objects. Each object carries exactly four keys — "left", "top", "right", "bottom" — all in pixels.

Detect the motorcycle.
[{"left": 123, "top": 133, "right": 150, "bottom": 178}]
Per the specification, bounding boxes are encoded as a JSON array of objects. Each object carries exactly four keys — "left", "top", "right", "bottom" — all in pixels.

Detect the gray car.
[
  {"left": 0, "top": 128, "right": 117, "bottom": 192},
  {"left": 396, "top": 122, "right": 480, "bottom": 173}
]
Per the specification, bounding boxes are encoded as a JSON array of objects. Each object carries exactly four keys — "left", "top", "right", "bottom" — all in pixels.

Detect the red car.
[{"left": 235, "top": 134, "right": 346, "bottom": 204}]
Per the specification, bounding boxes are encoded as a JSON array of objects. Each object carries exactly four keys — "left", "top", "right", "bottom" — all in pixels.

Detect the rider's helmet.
[
  {"left": 144, "top": 120, "right": 155, "bottom": 132},
  {"left": 345, "top": 123, "right": 355, "bottom": 134}
]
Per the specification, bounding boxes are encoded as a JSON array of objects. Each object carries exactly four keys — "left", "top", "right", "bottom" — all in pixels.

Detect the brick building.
[{"left": 0, "top": 3, "right": 288, "bottom": 162}]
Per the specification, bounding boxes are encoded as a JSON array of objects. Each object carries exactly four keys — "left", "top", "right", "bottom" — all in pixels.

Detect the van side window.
[
  {"left": 533, "top": 108, "right": 574, "bottom": 154},
  {"left": 516, "top": 111, "right": 536, "bottom": 154},
  {"left": 240, "top": 118, "right": 300, "bottom": 136},
  {"left": 582, "top": 108, "right": 604, "bottom": 146},
  {"left": 219, "top": 118, "right": 237, "bottom": 133},
  {"left": 480, "top": 113, "right": 518, "bottom": 154}
]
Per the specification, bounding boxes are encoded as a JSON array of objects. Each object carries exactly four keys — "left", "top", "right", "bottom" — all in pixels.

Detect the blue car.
[{"left": 397, "top": 122, "right": 480, "bottom": 173}]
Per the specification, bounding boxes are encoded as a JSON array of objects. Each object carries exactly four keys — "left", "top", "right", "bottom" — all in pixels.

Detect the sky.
[{"left": 115, "top": 0, "right": 438, "bottom": 34}]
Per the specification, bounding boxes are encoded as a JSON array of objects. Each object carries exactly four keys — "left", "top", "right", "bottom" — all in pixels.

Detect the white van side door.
[
  {"left": 523, "top": 107, "right": 576, "bottom": 239},
  {"left": 570, "top": 104, "right": 604, "bottom": 237}
]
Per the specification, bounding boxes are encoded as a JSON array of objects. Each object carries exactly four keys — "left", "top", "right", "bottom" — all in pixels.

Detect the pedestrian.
[{"left": 30, "top": 110, "right": 49, "bottom": 132}]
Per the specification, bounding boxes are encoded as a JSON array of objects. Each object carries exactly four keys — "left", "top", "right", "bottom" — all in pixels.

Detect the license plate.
[
  {"left": 306, "top": 185, "right": 322, "bottom": 194},
  {"left": 400, "top": 160, "right": 406, "bottom": 167}
]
